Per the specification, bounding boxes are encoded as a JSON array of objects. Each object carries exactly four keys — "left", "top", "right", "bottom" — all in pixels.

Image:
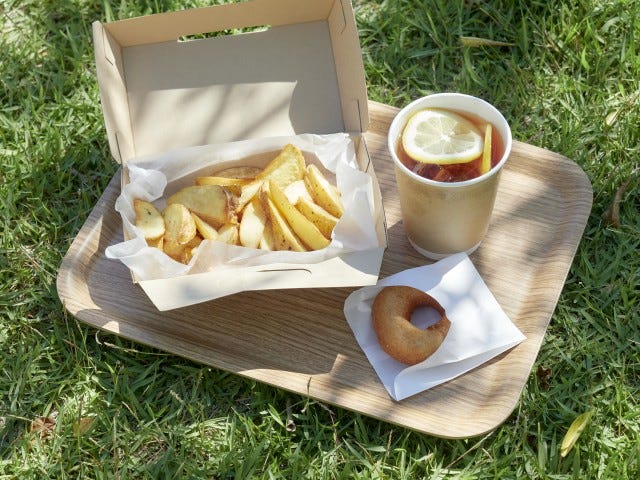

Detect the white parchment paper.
[
  {"left": 105, "top": 134, "right": 380, "bottom": 281},
  {"left": 343, "top": 253, "right": 526, "bottom": 401}
]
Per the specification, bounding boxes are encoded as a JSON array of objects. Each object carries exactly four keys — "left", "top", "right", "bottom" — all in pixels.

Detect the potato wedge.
[
  {"left": 163, "top": 239, "right": 186, "bottom": 262},
  {"left": 268, "top": 180, "right": 330, "bottom": 250},
  {"left": 214, "top": 165, "right": 262, "bottom": 179},
  {"left": 236, "top": 178, "right": 264, "bottom": 213},
  {"left": 185, "top": 235, "right": 203, "bottom": 249},
  {"left": 295, "top": 196, "right": 339, "bottom": 239},
  {"left": 146, "top": 236, "right": 164, "bottom": 249},
  {"left": 167, "top": 185, "right": 237, "bottom": 228},
  {"left": 304, "top": 164, "right": 344, "bottom": 218},
  {"left": 284, "top": 179, "right": 313, "bottom": 205},
  {"left": 194, "top": 176, "right": 251, "bottom": 196},
  {"left": 181, "top": 250, "right": 195, "bottom": 264},
  {"left": 235, "top": 144, "right": 307, "bottom": 212},
  {"left": 259, "top": 222, "right": 275, "bottom": 251},
  {"left": 134, "top": 199, "right": 165, "bottom": 240},
  {"left": 255, "top": 143, "right": 306, "bottom": 190},
  {"left": 260, "top": 185, "right": 306, "bottom": 252},
  {"left": 163, "top": 203, "right": 197, "bottom": 245},
  {"left": 239, "top": 198, "right": 267, "bottom": 249},
  {"left": 165, "top": 236, "right": 203, "bottom": 264},
  {"left": 185, "top": 235, "right": 203, "bottom": 264},
  {"left": 217, "top": 224, "right": 239, "bottom": 245},
  {"left": 191, "top": 212, "right": 219, "bottom": 241}
]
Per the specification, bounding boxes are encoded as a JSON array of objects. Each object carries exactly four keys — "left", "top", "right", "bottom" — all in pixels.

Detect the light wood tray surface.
[{"left": 57, "top": 101, "right": 592, "bottom": 438}]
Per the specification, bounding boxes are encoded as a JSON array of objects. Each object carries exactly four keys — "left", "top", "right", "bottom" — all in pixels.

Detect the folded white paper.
[
  {"left": 105, "top": 133, "right": 380, "bottom": 281},
  {"left": 343, "top": 253, "right": 526, "bottom": 401}
]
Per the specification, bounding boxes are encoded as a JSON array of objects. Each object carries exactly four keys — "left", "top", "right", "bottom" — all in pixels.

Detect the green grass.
[{"left": 1, "top": 0, "right": 638, "bottom": 478}]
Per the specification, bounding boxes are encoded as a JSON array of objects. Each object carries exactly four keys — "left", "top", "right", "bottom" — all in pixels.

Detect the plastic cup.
[{"left": 388, "top": 93, "right": 512, "bottom": 259}]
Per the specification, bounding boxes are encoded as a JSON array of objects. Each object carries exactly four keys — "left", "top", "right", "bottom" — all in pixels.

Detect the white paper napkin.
[{"left": 343, "top": 253, "right": 526, "bottom": 401}]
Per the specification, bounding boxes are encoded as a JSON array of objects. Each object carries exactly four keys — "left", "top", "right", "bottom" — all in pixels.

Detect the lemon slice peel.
[{"left": 481, "top": 123, "right": 492, "bottom": 174}]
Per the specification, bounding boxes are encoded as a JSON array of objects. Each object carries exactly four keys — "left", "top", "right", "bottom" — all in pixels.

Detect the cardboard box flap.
[{"left": 93, "top": 0, "right": 369, "bottom": 163}]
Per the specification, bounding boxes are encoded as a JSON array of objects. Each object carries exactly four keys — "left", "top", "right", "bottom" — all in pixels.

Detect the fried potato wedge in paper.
[
  {"left": 256, "top": 144, "right": 306, "bottom": 190},
  {"left": 163, "top": 203, "right": 197, "bottom": 245},
  {"left": 167, "top": 185, "right": 237, "bottom": 228},
  {"left": 164, "top": 231, "right": 202, "bottom": 263},
  {"left": 284, "top": 179, "right": 314, "bottom": 205},
  {"left": 215, "top": 165, "right": 262, "bottom": 179},
  {"left": 216, "top": 224, "right": 239, "bottom": 246},
  {"left": 265, "top": 200, "right": 307, "bottom": 252},
  {"left": 295, "top": 196, "right": 339, "bottom": 239},
  {"left": 259, "top": 221, "right": 275, "bottom": 251},
  {"left": 134, "top": 199, "right": 165, "bottom": 240},
  {"left": 191, "top": 212, "right": 218, "bottom": 241},
  {"left": 268, "top": 180, "right": 330, "bottom": 250},
  {"left": 195, "top": 176, "right": 252, "bottom": 196},
  {"left": 236, "top": 144, "right": 306, "bottom": 212},
  {"left": 304, "top": 164, "right": 344, "bottom": 218},
  {"left": 146, "top": 236, "right": 164, "bottom": 249},
  {"left": 260, "top": 185, "right": 307, "bottom": 252},
  {"left": 236, "top": 178, "right": 264, "bottom": 213},
  {"left": 185, "top": 235, "right": 203, "bottom": 250},
  {"left": 239, "top": 198, "right": 267, "bottom": 249},
  {"left": 201, "top": 166, "right": 263, "bottom": 197},
  {"left": 163, "top": 239, "right": 186, "bottom": 262}
]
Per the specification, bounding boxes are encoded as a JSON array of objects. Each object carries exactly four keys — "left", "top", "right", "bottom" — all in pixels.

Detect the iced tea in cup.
[{"left": 388, "top": 93, "right": 512, "bottom": 259}]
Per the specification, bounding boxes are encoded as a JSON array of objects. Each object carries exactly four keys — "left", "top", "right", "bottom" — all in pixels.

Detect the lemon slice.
[
  {"left": 481, "top": 123, "right": 492, "bottom": 174},
  {"left": 401, "top": 108, "right": 483, "bottom": 164}
]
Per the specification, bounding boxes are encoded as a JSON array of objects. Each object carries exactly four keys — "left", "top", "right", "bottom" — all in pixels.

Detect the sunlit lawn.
[{"left": 1, "top": 0, "right": 638, "bottom": 478}]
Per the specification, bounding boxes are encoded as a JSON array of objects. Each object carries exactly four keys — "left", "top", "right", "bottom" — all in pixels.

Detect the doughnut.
[{"left": 371, "top": 286, "right": 451, "bottom": 365}]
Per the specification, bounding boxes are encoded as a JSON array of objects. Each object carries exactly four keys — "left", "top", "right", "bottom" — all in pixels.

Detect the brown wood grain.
[{"left": 57, "top": 100, "right": 592, "bottom": 438}]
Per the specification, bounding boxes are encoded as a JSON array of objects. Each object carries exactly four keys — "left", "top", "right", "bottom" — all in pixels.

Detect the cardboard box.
[{"left": 92, "top": 0, "right": 387, "bottom": 310}]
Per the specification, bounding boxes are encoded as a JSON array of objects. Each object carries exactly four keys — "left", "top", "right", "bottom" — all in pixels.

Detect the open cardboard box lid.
[
  {"left": 92, "top": 0, "right": 387, "bottom": 310},
  {"left": 94, "top": 0, "right": 369, "bottom": 161}
]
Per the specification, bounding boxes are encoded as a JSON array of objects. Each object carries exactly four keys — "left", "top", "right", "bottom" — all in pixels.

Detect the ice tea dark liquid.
[{"left": 397, "top": 110, "right": 505, "bottom": 182}]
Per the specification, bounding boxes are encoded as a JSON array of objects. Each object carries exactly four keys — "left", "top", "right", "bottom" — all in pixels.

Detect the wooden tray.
[{"left": 57, "top": 101, "right": 592, "bottom": 438}]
